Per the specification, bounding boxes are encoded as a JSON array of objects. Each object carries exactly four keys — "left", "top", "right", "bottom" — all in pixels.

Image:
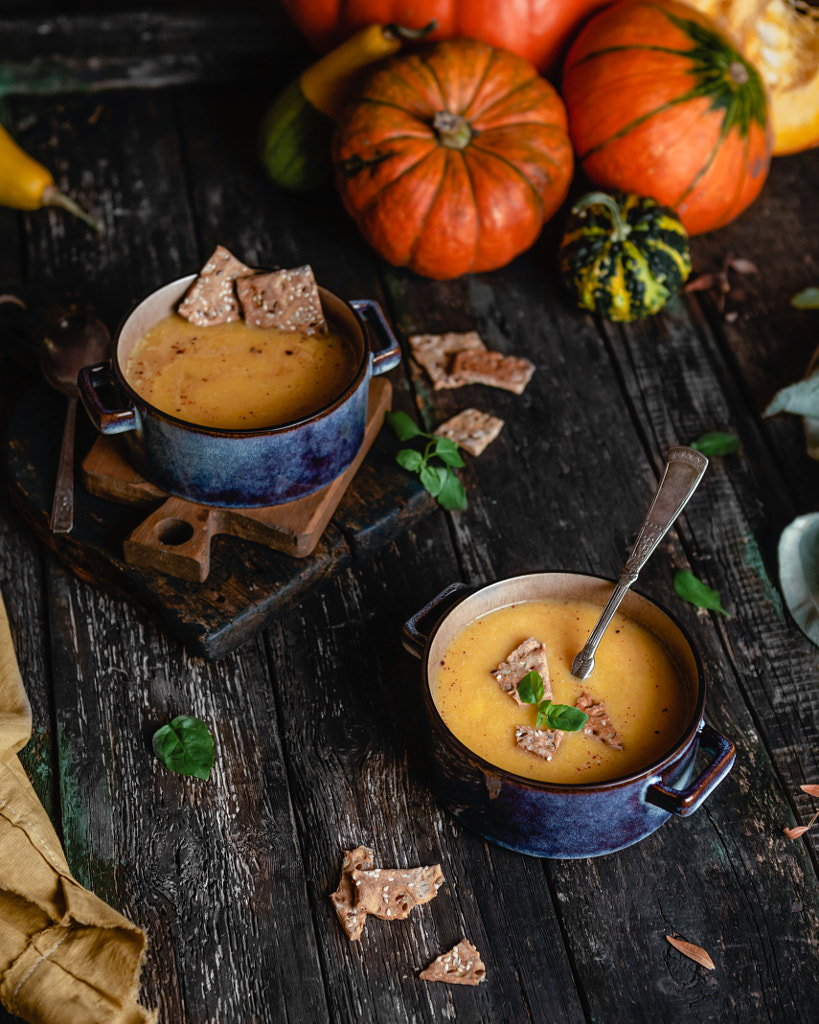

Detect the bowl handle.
[
  {"left": 402, "top": 582, "right": 474, "bottom": 659},
  {"left": 79, "top": 362, "right": 138, "bottom": 434},
  {"left": 350, "top": 299, "right": 402, "bottom": 376},
  {"left": 646, "top": 722, "right": 735, "bottom": 817}
]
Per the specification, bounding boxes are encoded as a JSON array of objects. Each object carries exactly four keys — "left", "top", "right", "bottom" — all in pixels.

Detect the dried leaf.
[
  {"left": 665, "top": 935, "right": 716, "bottom": 970},
  {"left": 800, "top": 784, "right": 819, "bottom": 797},
  {"left": 784, "top": 808, "right": 819, "bottom": 840},
  {"left": 727, "top": 257, "right": 758, "bottom": 275}
]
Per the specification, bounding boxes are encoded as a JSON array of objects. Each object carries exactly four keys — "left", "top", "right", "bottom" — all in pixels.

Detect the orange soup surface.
[
  {"left": 124, "top": 312, "right": 358, "bottom": 429},
  {"left": 431, "top": 598, "right": 694, "bottom": 784}
]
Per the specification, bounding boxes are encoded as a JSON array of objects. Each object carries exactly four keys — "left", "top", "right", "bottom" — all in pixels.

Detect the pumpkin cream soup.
[
  {"left": 431, "top": 598, "right": 693, "bottom": 785},
  {"left": 124, "top": 312, "right": 359, "bottom": 429}
]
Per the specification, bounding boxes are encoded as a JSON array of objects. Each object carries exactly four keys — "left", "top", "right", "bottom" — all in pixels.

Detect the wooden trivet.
[{"left": 82, "top": 379, "right": 391, "bottom": 582}]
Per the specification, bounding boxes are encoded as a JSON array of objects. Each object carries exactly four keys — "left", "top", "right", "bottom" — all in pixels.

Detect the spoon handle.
[
  {"left": 50, "top": 395, "right": 77, "bottom": 534},
  {"left": 571, "top": 447, "right": 708, "bottom": 679}
]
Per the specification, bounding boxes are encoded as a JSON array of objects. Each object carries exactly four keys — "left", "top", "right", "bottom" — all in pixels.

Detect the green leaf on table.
[
  {"left": 419, "top": 463, "right": 447, "bottom": 496},
  {"left": 673, "top": 569, "right": 729, "bottom": 616},
  {"left": 396, "top": 448, "right": 424, "bottom": 472},
  {"left": 518, "top": 670, "right": 544, "bottom": 705},
  {"left": 386, "top": 409, "right": 423, "bottom": 441},
  {"left": 763, "top": 375, "right": 819, "bottom": 419},
  {"left": 432, "top": 436, "right": 465, "bottom": 468},
  {"left": 791, "top": 287, "right": 819, "bottom": 310},
  {"left": 436, "top": 469, "right": 468, "bottom": 511},
  {"left": 778, "top": 512, "right": 819, "bottom": 648},
  {"left": 690, "top": 431, "right": 741, "bottom": 456},
  {"left": 152, "top": 715, "right": 215, "bottom": 780}
]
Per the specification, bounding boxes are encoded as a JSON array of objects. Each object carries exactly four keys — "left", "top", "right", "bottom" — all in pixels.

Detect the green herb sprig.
[
  {"left": 386, "top": 410, "right": 467, "bottom": 511},
  {"left": 690, "top": 431, "right": 741, "bottom": 457},
  {"left": 517, "top": 671, "right": 589, "bottom": 732},
  {"left": 152, "top": 715, "right": 215, "bottom": 780},
  {"left": 673, "top": 569, "right": 729, "bottom": 616}
]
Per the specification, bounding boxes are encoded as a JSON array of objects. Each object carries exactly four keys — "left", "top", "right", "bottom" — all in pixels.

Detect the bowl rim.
[
  {"left": 419, "top": 570, "right": 707, "bottom": 793},
  {"left": 109, "top": 274, "right": 370, "bottom": 438}
]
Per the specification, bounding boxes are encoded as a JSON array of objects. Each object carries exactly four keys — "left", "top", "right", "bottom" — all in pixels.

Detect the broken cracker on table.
[
  {"left": 420, "top": 939, "right": 487, "bottom": 986},
  {"left": 351, "top": 864, "right": 444, "bottom": 920},
  {"left": 493, "top": 637, "right": 551, "bottom": 705},
  {"left": 409, "top": 330, "right": 485, "bottom": 389},
  {"left": 330, "top": 845, "right": 374, "bottom": 941},
  {"left": 576, "top": 692, "right": 623, "bottom": 749},
  {"left": 515, "top": 724, "right": 563, "bottom": 761},
  {"left": 434, "top": 408, "right": 504, "bottom": 456},
  {"left": 237, "top": 264, "right": 327, "bottom": 334},
  {"left": 177, "top": 244, "right": 255, "bottom": 326},
  {"left": 450, "top": 349, "right": 535, "bottom": 395}
]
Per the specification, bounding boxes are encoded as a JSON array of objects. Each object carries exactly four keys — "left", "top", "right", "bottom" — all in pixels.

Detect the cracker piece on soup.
[
  {"left": 351, "top": 864, "right": 444, "bottom": 920},
  {"left": 329, "top": 845, "right": 374, "bottom": 941},
  {"left": 237, "top": 265, "right": 327, "bottom": 334},
  {"left": 177, "top": 245, "right": 255, "bottom": 326},
  {"left": 450, "top": 349, "right": 535, "bottom": 395},
  {"left": 577, "top": 692, "right": 623, "bottom": 749},
  {"left": 515, "top": 724, "right": 563, "bottom": 761},
  {"left": 493, "top": 638, "right": 551, "bottom": 705},
  {"left": 434, "top": 408, "right": 504, "bottom": 456},
  {"left": 408, "top": 331, "right": 485, "bottom": 390},
  {"left": 420, "top": 939, "right": 487, "bottom": 986}
]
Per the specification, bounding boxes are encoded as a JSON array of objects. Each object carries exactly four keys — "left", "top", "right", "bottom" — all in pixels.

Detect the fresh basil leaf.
[
  {"left": 396, "top": 448, "right": 424, "bottom": 472},
  {"left": 792, "top": 287, "right": 819, "bottom": 310},
  {"left": 433, "top": 435, "right": 459, "bottom": 456},
  {"left": 435, "top": 446, "right": 465, "bottom": 468},
  {"left": 436, "top": 469, "right": 468, "bottom": 511},
  {"left": 673, "top": 569, "right": 729, "bottom": 616},
  {"left": 517, "top": 670, "right": 544, "bottom": 705},
  {"left": 152, "top": 715, "right": 215, "bottom": 780},
  {"left": 763, "top": 375, "right": 819, "bottom": 419},
  {"left": 386, "top": 410, "right": 423, "bottom": 441},
  {"left": 690, "top": 431, "right": 741, "bottom": 457},
  {"left": 543, "top": 704, "right": 589, "bottom": 732},
  {"left": 419, "top": 463, "right": 447, "bottom": 496}
]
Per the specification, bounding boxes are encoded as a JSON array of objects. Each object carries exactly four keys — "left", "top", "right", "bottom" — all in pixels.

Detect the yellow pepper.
[{"left": 0, "top": 122, "right": 102, "bottom": 231}]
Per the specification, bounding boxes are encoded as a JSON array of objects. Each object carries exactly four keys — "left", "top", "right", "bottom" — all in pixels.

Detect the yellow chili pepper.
[{"left": 0, "top": 122, "right": 102, "bottom": 232}]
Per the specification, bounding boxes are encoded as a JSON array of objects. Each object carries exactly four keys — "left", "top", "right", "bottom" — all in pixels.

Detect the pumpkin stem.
[
  {"left": 729, "top": 60, "right": 749, "bottom": 86},
  {"left": 572, "top": 191, "right": 631, "bottom": 243},
  {"left": 433, "top": 111, "right": 472, "bottom": 150},
  {"left": 384, "top": 19, "right": 438, "bottom": 41}
]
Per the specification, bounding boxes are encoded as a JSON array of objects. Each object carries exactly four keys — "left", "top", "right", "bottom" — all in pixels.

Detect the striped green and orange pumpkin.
[
  {"left": 562, "top": 0, "right": 771, "bottom": 235},
  {"left": 560, "top": 191, "right": 691, "bottom": 321}
]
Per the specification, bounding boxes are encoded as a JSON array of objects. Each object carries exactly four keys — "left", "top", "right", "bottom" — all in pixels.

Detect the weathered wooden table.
[{"left": 1, "top": 5, "right": 818, "bottom": 1022}]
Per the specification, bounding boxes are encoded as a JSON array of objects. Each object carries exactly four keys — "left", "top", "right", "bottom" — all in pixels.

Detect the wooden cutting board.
[
  {"left": 81, "top": 379, "right": 391, "bottom": 582},
  {"left": 6, "top": 379, "right": 434, "bottom": 659}
]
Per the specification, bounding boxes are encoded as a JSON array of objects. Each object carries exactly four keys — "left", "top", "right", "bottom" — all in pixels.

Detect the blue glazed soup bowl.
[
  {"left": 403, "top": 572, "right": 735, "bottom": 859},
  {"left": 79, "top": 274, "right": 401, "bottom": 507}
]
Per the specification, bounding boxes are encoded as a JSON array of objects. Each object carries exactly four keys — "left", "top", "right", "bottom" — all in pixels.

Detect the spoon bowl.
[{"left": 41, "top": 310, "right": 110, "bottom": 533}]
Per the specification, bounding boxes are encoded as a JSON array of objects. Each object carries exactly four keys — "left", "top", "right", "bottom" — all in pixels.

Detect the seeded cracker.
[
  {"left": 450, "top": 349, "right": 535, "bottom": 395},
  {"left": 420, "top": 939, "right": 486, "bottom": 986},
  {"left": 576, "top": 692, "right": 623, "bottom": 749},
  {"left": 515, "top": 724, "right": 563, "bottom": 761},
  {"left": 237, "top": 265, "right": 327, "bottom": 334},
  {"left": 329, "top": 846, "right": 374, "bottom": 941},
  {"left": 351, "top": 864, "right": 444, "bottom": 920},
  {"left": 434, "top": 408, "right": 504, "bottom": 456},
  {"left": 408, "top": 331, "right": 486, "bottom": 389},
  {"left": 493, "top": 637, "right": 551, "bottom": 705},
  {"left": 177, "top": 245, "right": 255, "bottom": 326}
]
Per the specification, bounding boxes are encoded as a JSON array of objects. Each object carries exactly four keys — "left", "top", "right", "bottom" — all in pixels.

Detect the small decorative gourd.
[{"left": 560, "top": 191, "right": 691, "bottom": 322}]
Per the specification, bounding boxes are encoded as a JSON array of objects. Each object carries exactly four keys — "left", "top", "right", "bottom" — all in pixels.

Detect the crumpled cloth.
[{"left": 0, "top": 594, "right": 155, "bottom": 1024}]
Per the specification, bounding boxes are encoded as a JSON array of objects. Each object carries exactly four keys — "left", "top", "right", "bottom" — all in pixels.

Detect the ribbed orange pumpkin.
[
  {"left": 562, "top": 0, "right": 772, "bottom": 235},
  {"left": 332, "top": 39, "right": 574, "bottom": 280}
]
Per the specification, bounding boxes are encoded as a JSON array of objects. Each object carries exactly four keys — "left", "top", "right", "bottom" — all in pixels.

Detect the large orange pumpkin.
[
  {"left": 562, "top": 0, "right": 772, "bottom": 235},
  {"left": 332, "top": 39, "right": 574, "bottom": 279},
  {"left": 281, "top": 0, "right": 613, "bottom": 75}
]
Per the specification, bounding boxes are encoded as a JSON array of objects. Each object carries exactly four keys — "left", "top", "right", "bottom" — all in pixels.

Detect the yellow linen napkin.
[{"left": 0, "top": 594, "right": 155, "bottom": 1024}]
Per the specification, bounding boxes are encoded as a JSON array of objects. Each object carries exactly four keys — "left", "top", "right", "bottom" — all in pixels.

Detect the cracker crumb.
[
  {"left": 493, "top": 638, "right": 551, "bottom": 705},
  {"left": 177, "top": 245, "right": 254, "bottom": 326},
  {"left": 329, "top": 845, "right": 374, "bottom": 941},
  {"left": 577, "top": 692, "right": 623, "bottom": 749},
  {"left": 434, "top": 408, "right": 504, "bottom": 456},
  {"left": 409, "top": 331, "right": 485, "bottom": 389},
  {"left": 515, "top": 724, "right": 563, "bottom": 761},
  {"left": 450, "top": 349, "right": 535, "bottom": 394},
  {"left": 420, "top": 939, "right": 486, "bottom": 986},
  {"left": 351, "top": 864, "right": 444, "bottom": 920}
]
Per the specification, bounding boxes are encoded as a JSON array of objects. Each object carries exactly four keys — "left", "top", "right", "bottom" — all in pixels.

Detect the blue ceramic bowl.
[
  {"left": 403, "top": 572, "right": 735, "bottom": 859},
  {"left": 79, "top": 274, "right": 401, "bottom": 507}
]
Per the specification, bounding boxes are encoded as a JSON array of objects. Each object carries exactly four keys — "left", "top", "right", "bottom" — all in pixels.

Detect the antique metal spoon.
[
  {"left": 40, "top": 310, "right": 110, "bottom": 533},
  {"left": 570, "top": 446, "right": 709, "bottom": 679}
]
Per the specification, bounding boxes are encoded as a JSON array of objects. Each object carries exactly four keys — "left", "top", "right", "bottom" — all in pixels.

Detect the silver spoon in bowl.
[
  {"left": 571, "top": 446, "right": 709, "bottom": 680},
  {"left": 40, "top": 309, "right": 111, "bottom": 533}
]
